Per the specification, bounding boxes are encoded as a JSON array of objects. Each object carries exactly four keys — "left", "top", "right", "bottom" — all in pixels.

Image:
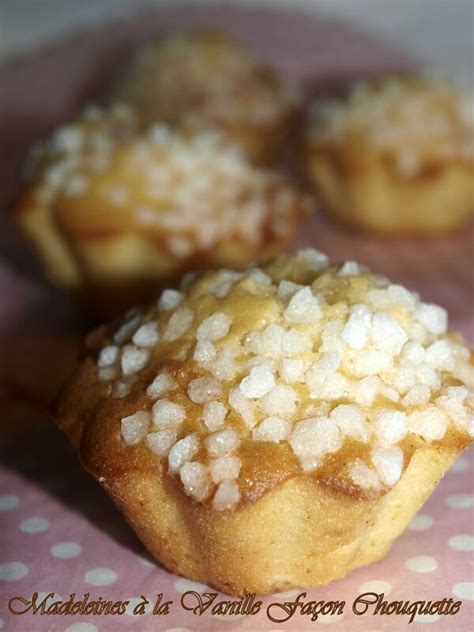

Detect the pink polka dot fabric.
[
  {"left": 0, "top": 432, "right": 473, "bottom": 631},
  {"left": 0, "top": 5, "right": 473, "bottom": 632}
]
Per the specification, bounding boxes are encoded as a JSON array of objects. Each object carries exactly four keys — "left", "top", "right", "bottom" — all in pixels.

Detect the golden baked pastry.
[
  {"left": 304, "top": 74, "right": 474, "bottom": 233},
  {"left": 109, "top": 30, "right": 300, "bottom": 164},
  {"left": 13, "top": 105, "right": 310, "bottom": 318},
  {"left": 57, "top": 249, "right": 473, "bottom": 595}
]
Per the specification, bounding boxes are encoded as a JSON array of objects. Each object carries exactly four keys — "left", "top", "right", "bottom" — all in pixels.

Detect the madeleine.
[
  {"left": 57, "top": 250, "right": 473, "bottom": 594},
  {"left": 110, "top": 30, "right": 300, "bottom": 164},
  {"left": 304, "top": 74, "right": 474, "bottom": 233},
  {"left": 13, "top": 106, "right": 310, "bottom": 317}
]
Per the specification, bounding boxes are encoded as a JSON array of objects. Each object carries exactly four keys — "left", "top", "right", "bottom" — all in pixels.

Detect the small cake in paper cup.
[
  {"left": 13, "top": 105, "right": 310, "bottom": 318},
  {"left": 303, "top": 74, "right": 474, "bottom": 233},
  {"left": 109, "top": 30, "right": 301, "bottom": 164},
  {"left": 57, "top": 249, "right": 473, "bottom": 595}
]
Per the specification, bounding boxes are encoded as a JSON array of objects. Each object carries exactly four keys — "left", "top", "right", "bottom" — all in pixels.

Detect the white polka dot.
[
  {"left": 166, "top": 628, "right": 192, "bottom": 632},
  {"left": 213, "top": 612, "right": 245, "bottom": 622},
  {"left": 36, "top": 592, "right": 63, "bottom": 603},
  {"left": 125, "top": 596, "right": 152, "bottom": 616},
  {"left": 64, "top": 624, "right": 99, "bottom": 632},
  {"left": 84, "top": 567, "right": 117, "bottom": 586},
  {"left": 450, "top": 455, "right": 470, "bottom": 473},
  {"left": 359, "top": 580, "right": 392, "bottom": 595},
  {"left": 449, "top": 534, "right": 474, "bottom": 551},
  {"left": 453, "top": 582, "right": 474, "bottom": 600},
  {"left": 137, "top": 554, "right": 155, "bottom": 568},
  {"left": 414, "top": 613, "right": 441, "bottom": 623},
  {"left": 174, "top": 578, "right": 209, "bottom": 593},
  {"left": 0, "top": 494, "right": 19, "bottom": 511},
  {"left": 0, "top": 617, "right": 4, "bottom": 630},
  {"left": 408, "top": 514, "right": 434, "bottom": 531},
  {"left": 445, "top": 493, "right": 474, "bottom": 509},
  {"left": 20, "top": 517, "right": 50, "bottom": 534},
  {"left": 51, "top": 542, "right": 82, "bottom": 559},
  {"left": 318, "top": 612, "right": 345, "bottom": 624},
  {"left": 0, "top": 561, "right": 29, "bottom": 581},
  {"left": 405, "top": 556, "right": 438, "bottom": 573}
]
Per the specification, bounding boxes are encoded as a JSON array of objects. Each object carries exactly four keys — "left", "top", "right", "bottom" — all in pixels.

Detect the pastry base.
[
  {"left": 306, "top": 153, "right": 473, "bottom": 234},
  {"left": 102, "top": 445, "right": 459, "bottom": 595}
]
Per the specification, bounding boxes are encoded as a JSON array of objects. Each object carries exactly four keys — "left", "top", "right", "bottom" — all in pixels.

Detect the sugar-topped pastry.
[
  {"left": 57, "top": 249, "right": 473, "bottom": 594},
  {"left": 304, "top": 73, "right": 474, "bottom": 233},
  {"left": 13, "top": 106, "right": 310, "bottom": 317},
  {"left": 109, "top": 30, "right": 300, "bottom": 164}
]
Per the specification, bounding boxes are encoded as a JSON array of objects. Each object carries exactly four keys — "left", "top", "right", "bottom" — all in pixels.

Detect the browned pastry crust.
[{"left": 56, "top": 251, "right": 473, "bottom": 594}]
